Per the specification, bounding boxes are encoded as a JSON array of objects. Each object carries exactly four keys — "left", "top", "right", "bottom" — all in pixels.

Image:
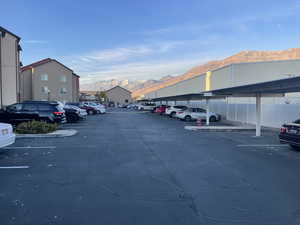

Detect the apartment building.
[
  {"left": 0, "top": 26, "right": 21, "bottom": 108},
  {"left": 105, "top": 86, "right": 132, "bottom": 105},
  {"left": 20, "top": 58, "right": 80, "bottom": 102}
]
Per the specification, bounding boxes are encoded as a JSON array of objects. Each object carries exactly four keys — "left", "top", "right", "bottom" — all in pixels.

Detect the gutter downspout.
[{"left": 15, "top": 40, "right": 19, "bottom": 103}]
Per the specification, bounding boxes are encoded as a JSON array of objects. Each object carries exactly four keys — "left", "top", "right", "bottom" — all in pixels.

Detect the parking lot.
[{"left": 1, "top": 108, "right": 300, "bottom": 225}]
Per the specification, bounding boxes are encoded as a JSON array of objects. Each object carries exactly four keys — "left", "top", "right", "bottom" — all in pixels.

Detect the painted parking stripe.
[
  {"left": 0, "top": 166, "right": 29, "bottom": 169},
  {"left": 237, "top": 144, "right": 288, "bottom": 147},
  {"left": 3, "top": 146, "right": 56, "bottom": 150}
]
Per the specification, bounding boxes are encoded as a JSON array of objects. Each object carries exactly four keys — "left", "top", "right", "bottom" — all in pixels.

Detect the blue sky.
[{"left": 2, "top": 0, "right": 300, "bottom": 84}]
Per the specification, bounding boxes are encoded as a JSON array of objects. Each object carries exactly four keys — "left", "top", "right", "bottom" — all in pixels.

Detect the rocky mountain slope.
[
  {"left": 80, "top": 76, "right": 174, "bottom": 92},
  {"left": 131, "top": 48, "right": 300, "bottom": 98}
]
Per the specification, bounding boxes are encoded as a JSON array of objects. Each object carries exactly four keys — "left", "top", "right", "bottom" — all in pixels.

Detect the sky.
[{"left": 2, "top": 0, "right": 300, "bottom": 84}]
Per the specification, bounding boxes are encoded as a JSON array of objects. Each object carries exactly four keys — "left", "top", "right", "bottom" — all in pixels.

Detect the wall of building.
[
  {"left": 20, "top": 69, "right": 32, "bottom": 101},
  {"left": 21, "top": 61, "right": 74, "bottom": 102},
  {"left": 106, "top": 87, "right": 132, "bottom": 104},
  {"left": 0, "top": 31, "right": 19, "bottom": 107},
  {"left": 210, "top": 60, "right": 300, "bottom": 90},
  {"left": 72, "top": 75, "right": 79, "bottom": 102},
  {"left": 145, "top": 74, "right": 205, "bottom": 99}
]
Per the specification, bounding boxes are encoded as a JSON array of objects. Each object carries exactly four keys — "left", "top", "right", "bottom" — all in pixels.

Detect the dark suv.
[{"left": 0, "top": 101, "right": 66, "bottom": 125}]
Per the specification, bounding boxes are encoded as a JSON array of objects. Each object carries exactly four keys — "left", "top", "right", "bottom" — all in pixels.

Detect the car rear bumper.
[
  {"left": 279, "top": 133, "right": 300, "bottom": 146},
  {"left": 0, "top": 133, "right": 16, "bottom": 148}
]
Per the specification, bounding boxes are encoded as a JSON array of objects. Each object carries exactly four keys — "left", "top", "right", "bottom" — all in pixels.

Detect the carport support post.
[
  {"left": 206, "top": 98, "right": 210, "bottom": 126},
  {"left": 255, "top": 93, "right": 261, "bottom": 137}
]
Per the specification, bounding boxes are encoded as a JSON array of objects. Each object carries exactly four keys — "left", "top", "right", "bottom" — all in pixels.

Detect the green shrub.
[{"left": 15, "top": 120, "right": 58, "bottom": 134}]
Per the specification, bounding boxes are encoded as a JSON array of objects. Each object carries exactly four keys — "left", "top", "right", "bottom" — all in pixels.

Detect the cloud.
[
  {"left": 141, "top": 23, "right": 211, "bottom": 36},
  {"left": 62, "top": 39, "right": 221, "bottom": 85},
  {"left": 78, "top": 55, "right": 218, "bottom": 84},
  {"left": 23, "top": 40, "right": 49, "bottom": 44},
  {"left": 73, "top": 41, "right": 183, "bottom": 64}
]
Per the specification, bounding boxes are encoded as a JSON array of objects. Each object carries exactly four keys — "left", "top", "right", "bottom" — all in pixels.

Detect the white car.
[
  {"left": 83, "top": 102, "right": 106, "bottom": 114},
  {"left": 137, "top": 103, "right": 156, "bottom": 111},
  {"left": 165, "top": 105, "right": 188, "bottom": 118},
  {"left": 176, "top": 107, "right": 221, "bottom": 122},
  {"left": 0, "top": 123, "right": 15, "bottom": 148}
]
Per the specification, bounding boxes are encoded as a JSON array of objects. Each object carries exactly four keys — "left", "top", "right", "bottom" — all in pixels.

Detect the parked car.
[
  {"left": 0, "top": 123, "right": 15, "bottom": 148},
  {"left": 64, "top": 105, "right": 87, "bottom": 123},
  {"left": 279, "top": 120, "right": 300, "bottom": 149},
  {"left": 154, "top": 105, "right": 168, "bottom": 114},
  {"left": 175, "top": 107, "right": 221, "bottom": 122},
  {"left": 137, "top": 103, "right": 156, "bottom": 111},
  {"left": 0, "top": 101, "right": 66, "bottom": 125},
  {"left": 126, "top": 104, "right": 136, "bottom": 109},
  {"left": 82, "top": 102, "right": 106, "bottom": 114},
  {"left": 66, "top": 102, "right": 97, "bottom": 115},
  {"left": 165, "top": 105, "right": 188, "bottom": 118}
]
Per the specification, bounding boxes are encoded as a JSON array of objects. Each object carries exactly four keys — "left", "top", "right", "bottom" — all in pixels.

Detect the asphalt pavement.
[{"left": 1, "top": 108, "right": 300, "bottom": 225}]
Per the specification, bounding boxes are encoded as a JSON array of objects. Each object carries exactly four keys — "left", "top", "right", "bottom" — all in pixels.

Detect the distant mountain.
[
  {"left": 131, "top": 48, "right": 300, "bottom": 98},
  {"left": 80, "top": 75, "right": 174, "bottom": 92}
]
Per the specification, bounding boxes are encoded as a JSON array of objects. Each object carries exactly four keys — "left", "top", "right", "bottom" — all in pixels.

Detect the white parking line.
[
  {"left": 0, "top": 166, "right": 29, "bottom": 169},
  {"left": 3, "top": 146, "right": 56, "bottom": 150},
  {"left": 237, "top": 144, "right": 288, "bottom": 147}
]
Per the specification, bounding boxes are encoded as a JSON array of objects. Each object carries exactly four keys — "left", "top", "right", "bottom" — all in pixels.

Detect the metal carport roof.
[{"left": 204, "top": 76, "right": 300, "bottom": 97}]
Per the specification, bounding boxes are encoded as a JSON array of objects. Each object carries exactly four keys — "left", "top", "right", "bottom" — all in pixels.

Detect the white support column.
[
  {"left": 174, "top": 100, "right": 177, "bottom": 105},
  {"left": 206, "top": 98, "right": 210, "bottom": 126},
  {"left": 255, "top": 93, "right": 261, "bottom": 137}
]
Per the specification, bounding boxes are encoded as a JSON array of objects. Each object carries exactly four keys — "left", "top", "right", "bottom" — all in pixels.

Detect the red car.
[{"left": 155, "top": 105, "right": 168, "bottom": 114}]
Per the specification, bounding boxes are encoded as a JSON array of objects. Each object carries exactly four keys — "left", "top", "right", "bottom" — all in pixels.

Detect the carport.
[
  {"left": 204, "top": 76, "right": 300, "bottom": 136},
  {"left": 150, "top": 76, "right": 300, "bottom": 137},
  {"left": 151, "top": 93, "right": 226, "bottom": 126}
]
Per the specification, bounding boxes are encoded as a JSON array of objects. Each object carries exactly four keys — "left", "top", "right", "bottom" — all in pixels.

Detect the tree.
[{"left": 95, "top": 91, "right": 107, "bottom": 103}]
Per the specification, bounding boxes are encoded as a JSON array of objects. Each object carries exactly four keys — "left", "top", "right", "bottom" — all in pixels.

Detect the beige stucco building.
[
  {"left": 105, "top": 86, "right": 132, "bottom": 105},
  {"left": 20, "top": 58, "right": 80, "bottom": 102},
  {"left": 0, "top": 26, "right": 21, "bottom": 107}
]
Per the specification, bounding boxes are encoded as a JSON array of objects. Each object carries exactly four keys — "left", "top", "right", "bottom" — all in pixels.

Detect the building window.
[
  {"left": 41, "top": 74, "right": 48, "bottom": 81},
  {"left": 60, "top": 75, "right": 67, "bottom": 82},
  {"left": 60, "top": 87, "right": 67, "bottom": 94},
  {"left": 41, "top": 86, "right": 49, "bottom": 93}
]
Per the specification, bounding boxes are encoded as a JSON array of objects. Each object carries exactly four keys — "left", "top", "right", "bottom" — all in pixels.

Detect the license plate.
[
  {"left": 1, "top": 129, "right": 8, "bottom": 135},
  {"left": 288, "top": 129, "right": 297, "bottom": 134}
]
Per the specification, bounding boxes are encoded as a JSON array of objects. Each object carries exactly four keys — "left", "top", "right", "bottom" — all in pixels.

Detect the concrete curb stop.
[
  {"left": 184, "top": 126, "right": 256, "bottom": 132},
  {"left": 16, "top": 129, "right": 78, "bottom": 138}
]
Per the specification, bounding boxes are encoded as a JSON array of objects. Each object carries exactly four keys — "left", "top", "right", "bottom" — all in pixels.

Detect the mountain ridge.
[{"left": 131, "top": 48, "right": 300, "bottom": 98}]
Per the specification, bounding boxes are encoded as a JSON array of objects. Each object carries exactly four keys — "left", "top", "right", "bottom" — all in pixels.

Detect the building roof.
[
  {"left": 0, "top": 26, "right": 21, "bottom": 41},
  {"left": 105, "top": 85, "right": 131, "bottom": 93},
  {"left": 21, "top": 58, "right": 74, "bottom": 73},
  {"left": 72, "top": 73, "right": 80, "bottom": 78}
]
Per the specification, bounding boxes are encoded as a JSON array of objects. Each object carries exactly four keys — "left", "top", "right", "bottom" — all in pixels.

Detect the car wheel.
[
  {"left": 210, "top": 116, "right": 217, "bottom": 122},
  {"left": 290, "top": 144, "right": 300, "bottom": 150},
  {"left": 68, "top": 114, "right": 79, "bottom": 123},
  {"left": 185, "top": 116, "right": 192, "bottom": 122},
  {"left": 88, "top": 110, "right": 93, "bottom": 115},
  {"left": 170, "top": 112, "right": 176, "bottom": 118}
]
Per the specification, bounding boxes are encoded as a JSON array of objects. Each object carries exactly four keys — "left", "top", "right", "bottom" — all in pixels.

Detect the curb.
[
  {"left": 16, "top": 129, "right": 78, "bottom": 138},
  {"left": 184, "top": 126, "right": 256, "bottom": 132}
]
